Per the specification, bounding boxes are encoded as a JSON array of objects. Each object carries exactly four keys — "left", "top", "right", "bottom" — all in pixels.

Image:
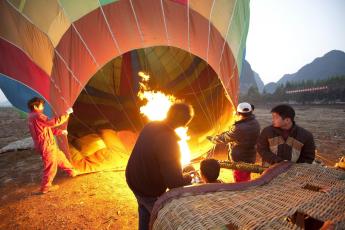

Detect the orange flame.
[
  {"left": 175, "top": 127, "right": 191, "bottom": 166},
  {"left": 138, "top": 72, "right": 191, "bottom": 166}
]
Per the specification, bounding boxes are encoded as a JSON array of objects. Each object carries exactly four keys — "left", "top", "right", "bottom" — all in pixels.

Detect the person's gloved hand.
[
  {"left": 62, "top": 130, "right": 68, "bottom": 135},
  {"left": 207, "top": 136, "right": 223, "bottom": 144},
  {"left": 206, "top": 136, "right": 215, "bottom": 142},
  {"left": 66, "top": 107, "right": 73, "bottom": 115}
]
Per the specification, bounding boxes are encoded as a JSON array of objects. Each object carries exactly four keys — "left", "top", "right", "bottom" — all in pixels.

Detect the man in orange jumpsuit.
[{"left": 27, "top": 97, "right": 79, "bottom": 194}]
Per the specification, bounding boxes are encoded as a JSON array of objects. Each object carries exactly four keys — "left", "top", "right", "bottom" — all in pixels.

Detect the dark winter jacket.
[
  {"left": 126, "top": 121, "right": 191, "bottom": 197},
  {"left": 257, "top": 124, "right": 315, "bottom": 164},
  {"left": 216, "top": 115, "right": 260, "bottom": 163}
]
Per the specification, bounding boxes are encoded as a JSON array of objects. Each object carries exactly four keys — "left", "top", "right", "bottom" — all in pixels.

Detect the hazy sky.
[
  {"left": 246, "top": 0, "right": 345, "bottom": 84},
  {"left": 1, "top": 0, "right": 345, "bottom": 102}
]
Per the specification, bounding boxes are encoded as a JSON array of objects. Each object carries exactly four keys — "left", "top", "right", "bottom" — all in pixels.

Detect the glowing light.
[
  {"left": 138, "top": 71, "right": 150, "bottom": 82},
  {"left": 138, "top": 72, "right": 191, "bottom": 166},
  {"left": 139, "top": 91, "right": 175, "bottom": 121},
  {"left": 175, "top": 127, "right": 191, "bottom": 166}
]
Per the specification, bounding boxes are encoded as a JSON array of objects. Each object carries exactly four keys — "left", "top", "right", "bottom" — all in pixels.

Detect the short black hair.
[
  {"left": 166, "top": 102, "right": 194, "bottom": 125},
  {"left": 271, "top": 104, "right": 295, "bottom": 121},
  {"left": 182, "top": 165, "right": 196, "bottom": 174},
  {"left": 200, "top": 158, "right": 220, "bottom": 183},
  {"left": 27, "top": 97, "right": 45, "bottom": 111}
]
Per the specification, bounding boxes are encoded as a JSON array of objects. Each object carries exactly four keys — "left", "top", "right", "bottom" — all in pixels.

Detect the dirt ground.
[{"left": 0, "top": 105, "right": 344, "bottom": 229}]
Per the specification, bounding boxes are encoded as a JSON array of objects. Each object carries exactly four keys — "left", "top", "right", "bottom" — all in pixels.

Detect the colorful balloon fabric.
[{"left": 0, "top": 0, "right": 250, "bottom": 172}]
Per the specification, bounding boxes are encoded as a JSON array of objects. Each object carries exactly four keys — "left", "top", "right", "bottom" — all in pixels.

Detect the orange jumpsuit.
[{"left": 28, "top": 111, "right": 74, "bottom": 191}]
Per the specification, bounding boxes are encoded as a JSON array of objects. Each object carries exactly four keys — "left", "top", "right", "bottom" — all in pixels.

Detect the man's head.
[
  {"left": 166, "top": 102, "right": 194, "bottom": 128},
  {"left": 27, "top": 97, "right": 45, "bottom": 112},
  {"left": 271, "top": 104, "right": 295, "bottom": 130},
  {"left": 236, "top": 102, "right": 252, "bottom": 118},
  {"left": 200, "top": 158, "right": 220, "bottom": 183}
]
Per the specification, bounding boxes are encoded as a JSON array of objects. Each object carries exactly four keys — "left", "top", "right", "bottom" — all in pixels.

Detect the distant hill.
[
  {"left": 254, "top": 72, "right": 264, "bottom": 93},
  {"left": 263, "top": 50, "right": 345, "bottom": 94},
  {"left": 263, "top": 82, "right": 278, "bottom": 94},
  {"left": 240, "top": 60, "right": 264, "bottom": 94},
  {"left": 278, "top": 50, "right": 345, "bottom": 85}
]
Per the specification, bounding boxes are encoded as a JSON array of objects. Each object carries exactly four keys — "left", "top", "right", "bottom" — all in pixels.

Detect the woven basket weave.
[{"left": 151, "top": 163, "right": 345, "bottom": 230}]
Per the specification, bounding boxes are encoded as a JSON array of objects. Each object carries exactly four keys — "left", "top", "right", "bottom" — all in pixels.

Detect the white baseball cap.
[{"left": 237, "top": 102, "right": 252, "bottom": 113}]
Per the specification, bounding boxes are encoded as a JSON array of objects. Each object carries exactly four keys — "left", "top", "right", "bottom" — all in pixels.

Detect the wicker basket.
[{"left": 150, "top": 162, "right": 345, "bottom": 230}]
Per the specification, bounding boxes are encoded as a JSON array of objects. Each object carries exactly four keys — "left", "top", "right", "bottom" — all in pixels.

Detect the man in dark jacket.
[
  {"left": 126, "top": 102, "right": 194, "bottom": 230},
  {"left": 257, "top": 104, "right": 315, "bottom": 165},
  {"left": 208, "top": 102, "right": 260, "bottom": 182}
]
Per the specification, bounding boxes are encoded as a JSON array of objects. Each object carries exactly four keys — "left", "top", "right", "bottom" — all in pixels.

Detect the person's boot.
[{"left": 40, "top": 185, "right": 59, "bottom": 194}]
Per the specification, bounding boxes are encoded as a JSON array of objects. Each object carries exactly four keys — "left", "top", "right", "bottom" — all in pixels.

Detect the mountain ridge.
[{"left": 262, "top": 50, "right": 345, "bottom": 94}]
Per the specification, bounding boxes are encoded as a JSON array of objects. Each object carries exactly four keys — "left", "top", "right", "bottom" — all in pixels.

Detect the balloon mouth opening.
[{"left": 67, "top": 46, "right": 235, "bottom": 172}]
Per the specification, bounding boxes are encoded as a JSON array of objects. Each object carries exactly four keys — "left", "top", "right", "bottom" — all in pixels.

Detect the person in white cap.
[{"left": 207, "top": 102, "right": 260, "bottom": 182}]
